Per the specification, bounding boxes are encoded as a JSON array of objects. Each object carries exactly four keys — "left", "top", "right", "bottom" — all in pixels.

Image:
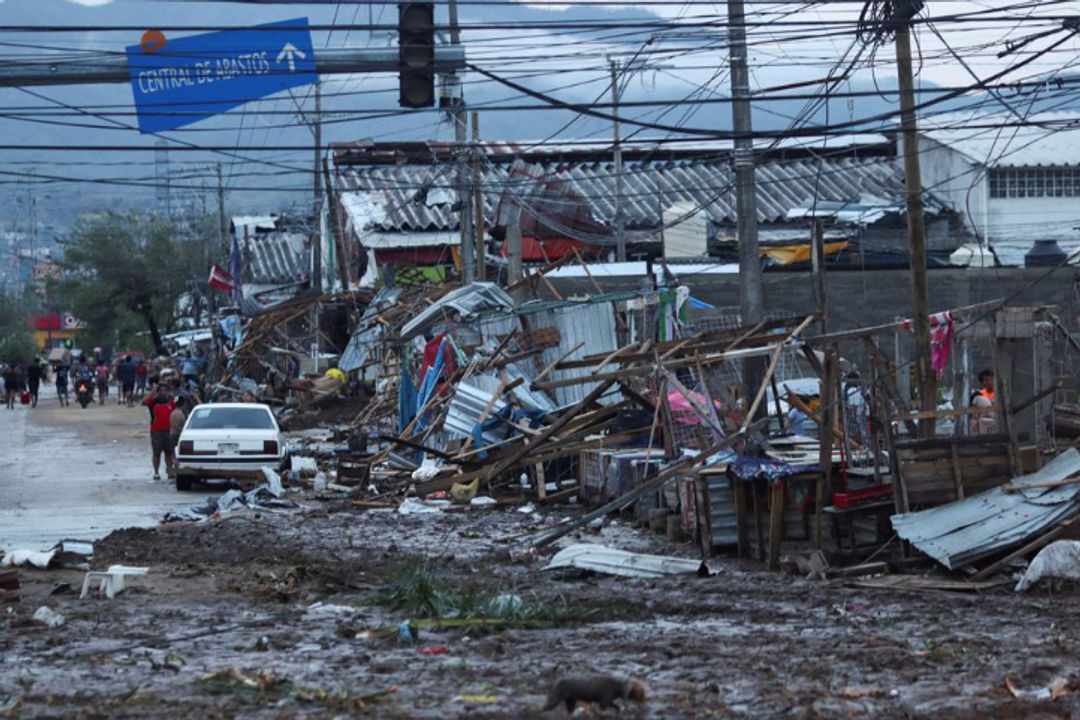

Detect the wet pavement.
[{"left": 0, "top": 389, "right": 192, "bottom": 550}]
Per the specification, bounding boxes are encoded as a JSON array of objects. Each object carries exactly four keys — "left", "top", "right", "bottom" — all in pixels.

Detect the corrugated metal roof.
[
  {"left": 336, "top": 153, "right": 915, "bottom": 246},
  {"left": 400, "top": 282, "right": 515, "bottom": 341},
  {"left": 921, "top": 112, "right": 1080, "bottom": 168},
  {"left": 242, "top": 232, "right": 309, "bottom": 285},
  {"left": 891, "top": 449, "right": 1080, "bottom": 570}
]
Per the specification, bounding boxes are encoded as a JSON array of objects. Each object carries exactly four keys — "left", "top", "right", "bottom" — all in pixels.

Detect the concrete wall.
[{"left": 549, "top": 266, "right": 1076, "bottom": 335}]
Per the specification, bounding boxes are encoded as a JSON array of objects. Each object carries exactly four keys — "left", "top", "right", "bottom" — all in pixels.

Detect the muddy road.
[
  {"left": 0, "top": 395, "right": 195, "bottom": 549},
  {"left": 4, "top": 491, "right": 1080, "bottom": 719}
]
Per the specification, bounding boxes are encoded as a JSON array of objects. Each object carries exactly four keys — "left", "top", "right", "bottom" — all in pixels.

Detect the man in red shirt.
[{"left": 143, "top": 383, "right": 176, "bottom": 480}]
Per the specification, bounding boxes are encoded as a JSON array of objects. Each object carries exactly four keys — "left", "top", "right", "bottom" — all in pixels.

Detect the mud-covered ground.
[{"left": 4, "top": 496, "right": 1080, "bottom": 720}]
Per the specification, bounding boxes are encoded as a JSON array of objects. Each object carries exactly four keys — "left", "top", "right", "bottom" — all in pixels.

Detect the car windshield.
[{"left": 187, "top": 406, "right": 275, "bottom": 430}]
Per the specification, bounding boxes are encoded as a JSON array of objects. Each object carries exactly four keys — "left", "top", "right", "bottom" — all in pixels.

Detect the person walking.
[
  {"left": 143, "top": 383, "right": 175, "bottom": 480},
  {"left": 95, "top": 361, "right": 109, "bottom": 405},
  {"left": 54, "top": 361, "right": 69, "bottom": 406},
  {"left": 117, "top": 356, "right": 137, "bottom": 407},
  {"left": 3, "top": 362, "right": 19, "bottom": 409},
  {"left": 135, "top": 359, "right": 147, "bottom": 398},
  {"left": 169, "top": 395, "right": 187, "bottom": 465},
  {"left": 25, "top": 357, "right": 43, "bottom": 408}
]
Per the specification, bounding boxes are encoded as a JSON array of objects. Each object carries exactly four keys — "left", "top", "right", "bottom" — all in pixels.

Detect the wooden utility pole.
[
  {"left": 728, "top": 0, "right": 766, "bottom": 415},
  {"left": 609, "top": 58, "right": 626, "bottom": 262},
  {"left": 895, "top": 5, "right": 935, "bottom": 437},
  {"left": 811, "top": 218, "right": 827, "bottom": 334},
  {"left": 449, "top": 0, "right": 474, "bottom": 283},
  {"left": 472, "top": 111, "right": 485, "bottom": 281}
]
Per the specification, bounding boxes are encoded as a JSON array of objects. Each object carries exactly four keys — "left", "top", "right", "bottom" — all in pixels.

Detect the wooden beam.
[
  {"left": 804, "top": 298, "right": 1005, "bottom": 344},
  {"left": 970, "top": 519, "right": 1074, "bottom": 581},
  {"left": 741, "top": 315, "right": 816, "bottom": 432},
  {"left": 483, "top": 379, "right": 615, "bottom": 483},
  {"left": 529, "top": 341, "right": 585, "bottom": 388},
  {"left": 768, "top": 481, "right": 785, "bottom": 571}
]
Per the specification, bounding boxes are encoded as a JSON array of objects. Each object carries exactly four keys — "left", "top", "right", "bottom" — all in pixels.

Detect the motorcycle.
[{"left": 75, "top": 379, "right": 93, "bottom": 409}]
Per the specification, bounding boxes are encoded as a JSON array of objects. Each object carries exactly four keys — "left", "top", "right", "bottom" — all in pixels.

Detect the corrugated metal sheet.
[
  {"left": 544, "top": 543, "right": 708, "bottom": 578},
  {"left": 444, "top": 376, "right": 510, "bottom": 445},
  {"left": 242, "top": 233, "right": 308, "bottom": 284},
  {"left": 400, "top": 283, "right": 514, "bottom": 341},
  {"left": 891, "top": 449, "right": 1080, "bottom": 569},
  {"left": 700, "top": 471, "right": 739, "bottom": 547},
  {"left": 336, "top": 153, "right": 919, "bottom": 248},
  {"left": 530, "top": 302, "right": 620, "bottom": 407},
  {"left": 921, "top": 112, "right": 1080, "bottom": 168}
]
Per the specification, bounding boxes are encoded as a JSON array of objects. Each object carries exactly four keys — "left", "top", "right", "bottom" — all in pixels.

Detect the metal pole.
[
  {"left": 896, "top": 21, "right": 935, "bottom": 437},
  {"left": 610, "top": 59, "right": 626, "bottom": 262},
  {"left": 312, "top": 80, "right": 323, "bottom": 292},
  {"left": 449, "top": 0, "right": 474, "bottom": 284},
  {"left": 728, "top": 0, "right": 765, "bottom": 415}
]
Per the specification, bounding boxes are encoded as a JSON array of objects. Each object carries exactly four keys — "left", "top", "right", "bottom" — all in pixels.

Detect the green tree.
[
  {"left": 0, "top": 294, "right": 36, "bottom": 364},
  {"left": 53, "top": 211, "right": 208, "bottom": 353}
]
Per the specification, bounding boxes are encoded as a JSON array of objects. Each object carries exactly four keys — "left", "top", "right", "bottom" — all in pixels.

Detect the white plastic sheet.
[{"left": 1015, "top": 540, "right": 1080, "bottom": 591}]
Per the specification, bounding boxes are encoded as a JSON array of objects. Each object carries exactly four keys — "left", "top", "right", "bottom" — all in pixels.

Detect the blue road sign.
[{"left": 127, "top": 18, "right": 317, "bottom": 134}]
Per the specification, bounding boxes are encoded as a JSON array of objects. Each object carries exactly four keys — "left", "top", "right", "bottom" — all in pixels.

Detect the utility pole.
[
  {"left": 472, "top": 111, "right": 485, "bottom": 281},
  {"left": 609, "top": 58, "right": 626, "bottom": 262},
  {"left": 212, "top": 162, "right": 225, "bottom": 315},
  {"left": 448, "top": 0, "right": 475, "bottom": 283},
  {"left": 728, "top": 0, "right": 765, "bottom": 413},
  {"left": 894, "top": 1, "right": 935, "bottom": 437},
  {"left": 811, "top": 218, "right": 827, "bottom": 334},
  {"left": 312, "top": 80, "right": 323, "bottom": 292}
]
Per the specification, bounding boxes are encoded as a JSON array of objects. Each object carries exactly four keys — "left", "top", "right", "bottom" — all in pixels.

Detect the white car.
[{"left": 174, "top": 403, "right": 289, "bottom": 491}]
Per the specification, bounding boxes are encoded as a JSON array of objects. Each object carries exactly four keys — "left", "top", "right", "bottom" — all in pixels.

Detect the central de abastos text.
[{"left": 135, "top": 52, "right": 273, "bottom": 94}]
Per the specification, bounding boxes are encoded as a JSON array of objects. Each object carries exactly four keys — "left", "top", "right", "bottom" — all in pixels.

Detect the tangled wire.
[{"left": 857, "top": 0, "right": 926, "bottom": 45}]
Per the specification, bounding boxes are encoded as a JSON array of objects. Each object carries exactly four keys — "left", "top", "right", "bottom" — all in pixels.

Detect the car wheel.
[
  {"left": 280, "top": 453, "right": 292, "bottom": 472},
  {"left": 176, "top": 475, "right": 193, "bottom": 492}
]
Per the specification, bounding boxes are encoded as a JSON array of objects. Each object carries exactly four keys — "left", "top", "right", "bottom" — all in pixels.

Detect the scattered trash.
[
  {"left": 1004, "top": 675, "right": 1070, "bottom": 701},
  {"left": 305, "top": 602, "right": 362, "bottom": 619},
  {"left": 163, "top": 485, "right": 300, "bottom": 522},
  {"left": 487, "top": 593, "right": 523, "bottom": 617},
  {"left": 312, "top": 471, "right": 327, "bottom": 492},
  {"left": 1015, "top": 540, "right": 1080, "bottom": 591},
  {"left": 470, "top": 495, "right": 497, "bottom": 506},
  {"left": 455, "top": 694, "right": 496, "bottom": 703},
  {"left": 398, "top": 497, "right": 451, "bottom": 515},
  {"left": 290, "top": 456, "right": 319, "bottom": 477},
  {"left": 49, "top": 581, "right": 73, "bottom": 596},
  {"left": 398, "top": 620, "right": 417, "bottom": 643},
  {"left": 543, "top": 543, "right": 711, "bottom": 578},
  {"left": 2, "top": 550, "right": 56, "bottom": 569},
  {"left": 32, "top": 606, "right": 65, "bottom": 628},
  {"left": 260, "top": 466, "right": 284, "bottom": 496},
  {"left": 417, "top": 646, "right": 450, "bottom": 655},
  {"left": 450, "top": 477, "right": 480, "bottom": 505}
]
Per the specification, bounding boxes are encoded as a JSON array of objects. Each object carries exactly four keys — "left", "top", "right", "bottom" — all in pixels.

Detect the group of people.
[{"left": 0, "top": 358, "right": 47, "bottom": 409}]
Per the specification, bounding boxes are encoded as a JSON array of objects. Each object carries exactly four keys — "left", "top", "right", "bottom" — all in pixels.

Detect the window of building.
[{"left": 989, "top": 166, "right": 1080, "bottom": 199}]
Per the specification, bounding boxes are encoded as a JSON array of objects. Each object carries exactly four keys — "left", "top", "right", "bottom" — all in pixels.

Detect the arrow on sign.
[{"left": 276, "top": 42, "right": 306, "bottom": 72}]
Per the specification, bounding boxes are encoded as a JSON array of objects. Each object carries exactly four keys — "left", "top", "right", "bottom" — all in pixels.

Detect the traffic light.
[{"left": 398, "top": 3, "right": 435, "bottom": 108}]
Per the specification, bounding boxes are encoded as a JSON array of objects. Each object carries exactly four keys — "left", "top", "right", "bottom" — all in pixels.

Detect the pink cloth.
[
  {"left": 930, "top": 312, "right": 954, "bottom": 379},
  {"left": 667, "top": 389, "right": 722, "bottom": 425},
  {"left": 901, "top": 311, "right": 954, "bottom": 379}
]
